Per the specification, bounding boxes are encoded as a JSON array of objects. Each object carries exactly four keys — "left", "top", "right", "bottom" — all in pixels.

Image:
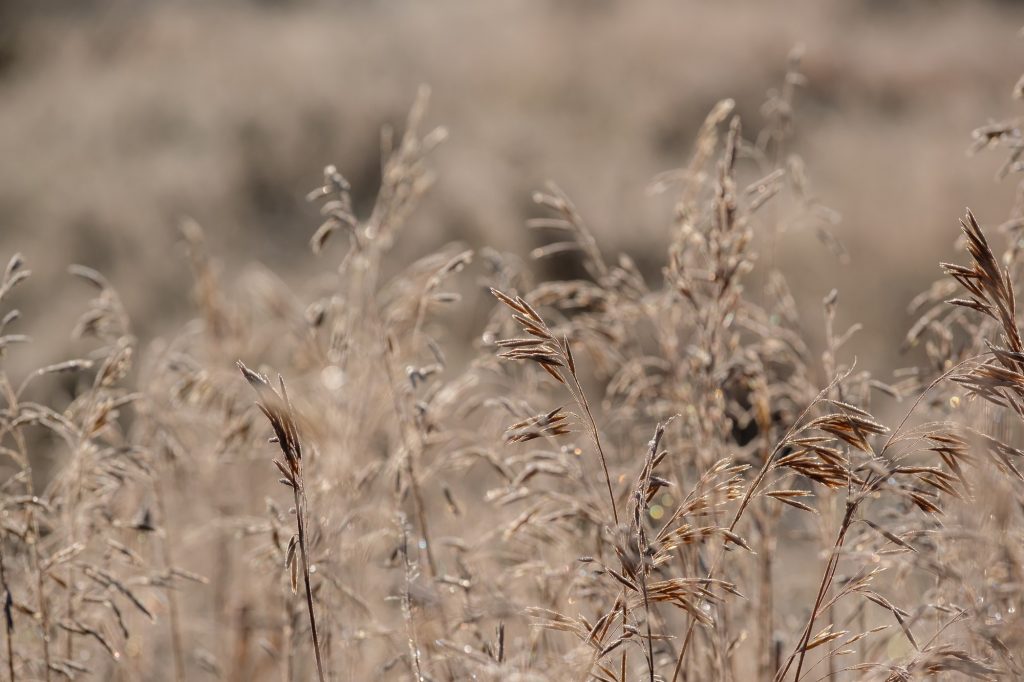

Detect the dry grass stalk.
[
  {"left": 237, "top": 362, "right": 327, "bottom": 682},
  {"left": 490, "top": 287, "right": 620, "bottom": 525}
]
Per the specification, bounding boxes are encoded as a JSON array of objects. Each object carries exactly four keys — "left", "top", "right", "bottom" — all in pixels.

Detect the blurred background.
[{"left": 2, "top": 0, "right": 1024, "bottom": 379}]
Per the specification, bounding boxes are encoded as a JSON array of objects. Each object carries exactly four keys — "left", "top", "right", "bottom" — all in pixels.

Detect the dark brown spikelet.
[
  {"left": 805, "top": 412, "right": 888, "bottom": 453},
  {"left": 490, "top": 288, "right": 566, "bottom": 385},
  {"left": 504, "top": 407, "right": 572, "bottom": 444},
  {"left": 237, "top": 361, "right": 302, "bottom": 475},
  {"left": 943, "top": 209, "right": 1023, "bottom": 354}
]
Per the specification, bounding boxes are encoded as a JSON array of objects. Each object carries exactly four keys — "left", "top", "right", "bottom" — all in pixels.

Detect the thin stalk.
[
  {"left": 636, "top": 532, "right": 655, "bottom": 682},
  {"left": 28, "top": 512, "right": 50, "bottom": 682},
  {"left": 775, "top": 503, "right": 856, "bottom": 682},
  {"left": 564, "top": 370, "right": 619, "bottom": 526},
  {"left": 292, "top": 479, "right": 326, "bottom": 682},
  {"left": 380, "top": 335, "right": 439, "bottom": 579},
  {"left": 399, "top": 517, "right": 425, "bottom": 682},
  {"left": 0, "top": 549, "right": 14, "bottom": 682},
  {"left": 619, "top": 600, "right": 628, "bottom": 682},
  {"left": 281, "top": 593, "right": 294, "bottom": 682}
]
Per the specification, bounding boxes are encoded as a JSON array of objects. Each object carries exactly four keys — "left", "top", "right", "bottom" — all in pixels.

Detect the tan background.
[{"left": 2, "top": 0, "right": 1024, "bottom": 375}]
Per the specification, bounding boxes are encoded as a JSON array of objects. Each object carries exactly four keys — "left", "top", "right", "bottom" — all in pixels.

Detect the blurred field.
[
  {"left": 3, "top": 2, "right": 1024, "bottom": 681},
  {"left": 2, "top": 0, "right": 1023, "bottom": 369}
]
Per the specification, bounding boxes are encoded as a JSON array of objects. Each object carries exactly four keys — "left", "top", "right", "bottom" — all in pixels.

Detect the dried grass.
[{"left": 0, "top": 36, "right": 1022, "bottom": 682}]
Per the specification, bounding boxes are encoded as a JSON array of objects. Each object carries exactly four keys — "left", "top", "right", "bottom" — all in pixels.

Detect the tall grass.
[{"left": 0, "top": 48, "right": 1022, "bottom": 682}]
